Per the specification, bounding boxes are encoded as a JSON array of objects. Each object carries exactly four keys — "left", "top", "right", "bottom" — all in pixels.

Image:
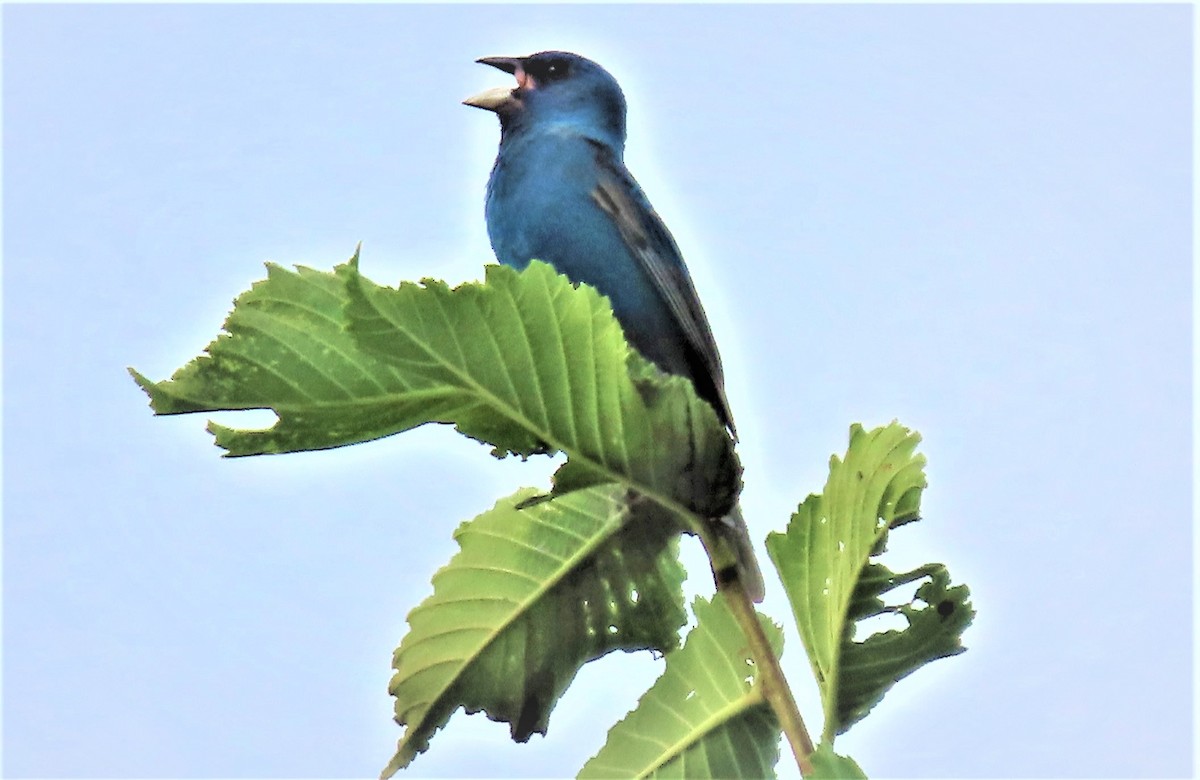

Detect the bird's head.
[{"left": 465, "top": 51, "right": 627, "bottom": 150}]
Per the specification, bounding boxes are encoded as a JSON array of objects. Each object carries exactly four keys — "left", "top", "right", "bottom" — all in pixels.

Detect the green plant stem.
[{"left": 723, "top": 576, "right": 816, "bottom": 777}]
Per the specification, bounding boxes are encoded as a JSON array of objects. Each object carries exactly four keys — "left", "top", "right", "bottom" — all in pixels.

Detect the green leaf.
[
  {"left": 382, "top": 485, "right": 688, "bottom": 778},
  {"left": 131, "top": 251, "right": 739, "bottom": 519},
  {"left": 765, "top": 423, "right": 974, "bottom": 741},
  {"left": 578, "top": 594, "right": 782, "bottom": 779},
  {"left": 129, "top": 250, "right": 456, "bottom": 454},
  {"left": 809, "top": 741, "right": 867, "bottom": 779},
  {"left": 344, "top": 259, "right": 738, "bottom": 518}
]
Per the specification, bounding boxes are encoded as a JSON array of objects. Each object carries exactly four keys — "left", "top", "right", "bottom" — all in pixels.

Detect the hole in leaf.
[
  {"left": 855, "top": 609, "right": 908, "bottom": 639},
  {"left": 207, "top": 408, "right": 280, "bottom": 430}
]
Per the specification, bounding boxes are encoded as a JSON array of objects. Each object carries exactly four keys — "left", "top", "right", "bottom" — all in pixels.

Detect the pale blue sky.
[{"left": 3, "top": 4, "right": 1193, "bottom": 778}]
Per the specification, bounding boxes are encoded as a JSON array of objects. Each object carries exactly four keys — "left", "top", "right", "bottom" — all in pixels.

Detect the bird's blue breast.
[{"left": 484, "top": 129, "right": 688, "bottom": 374}]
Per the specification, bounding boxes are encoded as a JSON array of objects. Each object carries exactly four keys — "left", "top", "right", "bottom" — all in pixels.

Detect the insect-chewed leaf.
[
  {"left": 132, "top": 250, "right": 739, "bottom": 519},
  {"left": 381, "top": 485, "right": 688, "bottom": 779},
  {"left": 128, "top": 249, "right": 466, "bottom": 455},
  {"left": 578, "top": 594, "right": 782, "bottom": 780},
  {"left": 765, "top": 423, "right": 974, "bottom": 741}
]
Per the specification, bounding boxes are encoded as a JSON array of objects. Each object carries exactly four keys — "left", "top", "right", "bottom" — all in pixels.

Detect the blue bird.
[{"left": 465, "top": 51, "right": 765, "bottom": 602}]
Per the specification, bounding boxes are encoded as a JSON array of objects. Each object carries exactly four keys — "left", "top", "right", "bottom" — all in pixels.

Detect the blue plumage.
[{"left": 466, "top": 51, "right": 764, "bottom": 601}]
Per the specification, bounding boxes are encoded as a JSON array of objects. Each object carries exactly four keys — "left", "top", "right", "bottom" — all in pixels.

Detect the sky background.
[{"left": 2, "top": 4, "right": 1193, "bottom": 778}]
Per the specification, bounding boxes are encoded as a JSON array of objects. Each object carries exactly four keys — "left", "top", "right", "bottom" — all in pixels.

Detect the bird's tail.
[{"left": 716, "top": 504, "right": 766, "bottom": 602}]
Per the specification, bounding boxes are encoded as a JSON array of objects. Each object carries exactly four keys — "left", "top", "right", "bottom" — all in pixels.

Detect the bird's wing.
[{"left": 587, "top": 140, "right": 736, "bottom": 436}]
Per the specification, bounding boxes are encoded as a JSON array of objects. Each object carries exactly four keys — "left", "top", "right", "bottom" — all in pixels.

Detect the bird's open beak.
[
  {"left": 463, "top": 56, "right": 528, "bottom": 112},
  {"left": 476, "top": 56, "right": 522, "bottom": 75}
]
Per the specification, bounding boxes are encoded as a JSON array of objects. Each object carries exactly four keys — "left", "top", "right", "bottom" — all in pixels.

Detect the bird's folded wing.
[{"left": 588, "top": 142, "right": 735, "bottom": 435}]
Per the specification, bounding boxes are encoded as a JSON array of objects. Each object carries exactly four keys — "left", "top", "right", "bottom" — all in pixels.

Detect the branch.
[{"left": 724, "top": 576, "right": 815, "bottom": 775}]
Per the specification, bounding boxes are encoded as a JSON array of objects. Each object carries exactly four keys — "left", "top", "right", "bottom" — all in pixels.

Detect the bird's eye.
[{"left": 542, "top": 59, "right": 569, "bottom": 81}]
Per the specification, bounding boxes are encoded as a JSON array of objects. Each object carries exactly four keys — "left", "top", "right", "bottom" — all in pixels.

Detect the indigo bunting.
[{"left": 466, "top": 51, "right": 765, "bottom": 602}]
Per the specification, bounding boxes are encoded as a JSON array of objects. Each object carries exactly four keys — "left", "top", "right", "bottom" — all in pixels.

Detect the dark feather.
[{"left": 587, "top": 141, "right": 737, "bottom": 437}]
